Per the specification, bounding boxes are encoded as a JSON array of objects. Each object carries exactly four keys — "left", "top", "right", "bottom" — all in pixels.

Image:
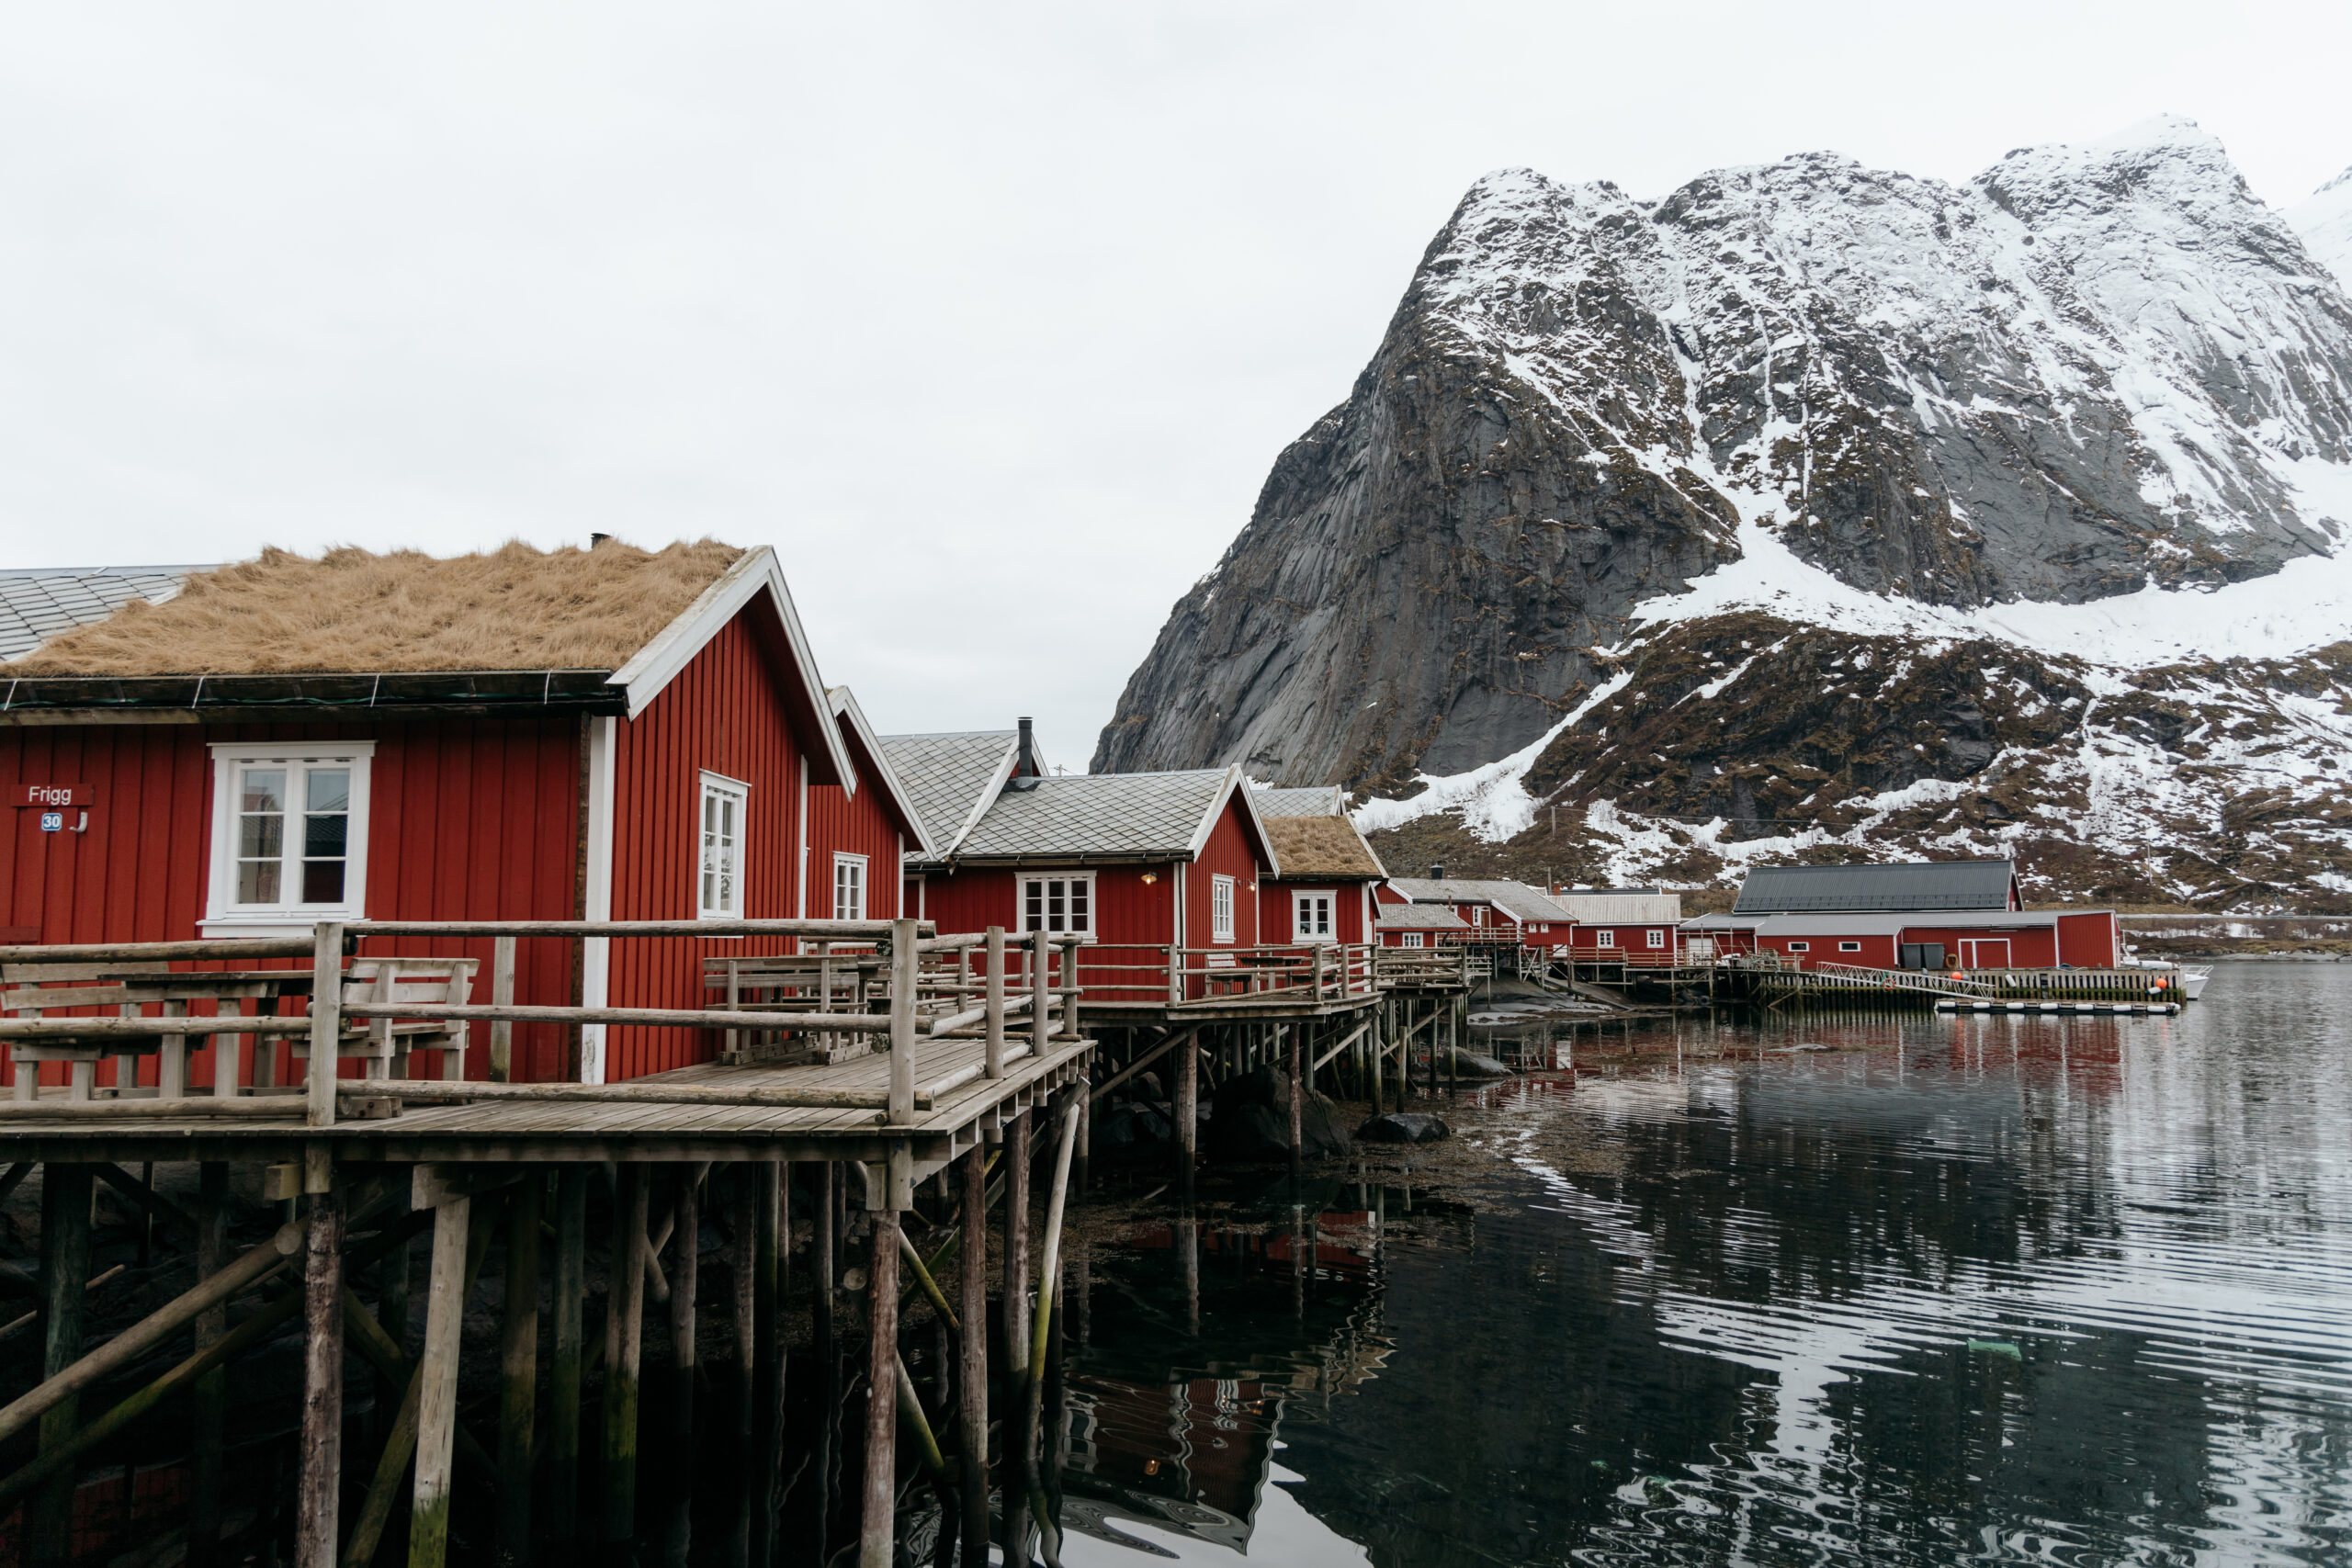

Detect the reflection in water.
[{"left": 1061, "top": 964, "right": 2352, "bottom": 1567}]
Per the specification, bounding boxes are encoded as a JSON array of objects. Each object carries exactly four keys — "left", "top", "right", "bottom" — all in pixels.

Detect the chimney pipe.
[
  {"left": 1430, "top": 863, "right": 1445, "bottom": 881},
  {"left": 1008, "top": 716, "right": 1042, "bottom": 792},
  {"left": 589, "top": 533, "right": 612, "bottom": 548}
]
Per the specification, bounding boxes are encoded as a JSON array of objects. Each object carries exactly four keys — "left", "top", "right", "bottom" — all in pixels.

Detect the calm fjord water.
[{"left": 1061, "top": 964, "right": 2352, "bottom": 1567}]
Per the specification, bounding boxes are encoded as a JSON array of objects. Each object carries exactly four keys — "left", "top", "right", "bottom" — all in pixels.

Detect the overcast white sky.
[{"left": 4, "top": 3, "right": 2346, "bottom": 761}]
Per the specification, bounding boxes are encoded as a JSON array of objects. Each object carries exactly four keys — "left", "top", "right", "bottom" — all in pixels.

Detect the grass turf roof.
[{"left": 0, "top": 540, "right": 744, "bottom": 677}]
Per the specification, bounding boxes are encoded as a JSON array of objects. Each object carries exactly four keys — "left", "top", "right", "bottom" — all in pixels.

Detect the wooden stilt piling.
[
  {"left": 1176, "top": 1029, "right": 1196, "bottom": 1201},
  {"left": 858, "top": 1207, "right": 901, "bottom": 1568},
  {"left": 495, "top": 1175, "right": 542, "bottom": 1566},
  {"left": 602, "top": 1166, "right": 650, "bottom": 1546},
  {"left": 32, "top": 1163, "right": 93, "bottom": 1568},
  {"left": 299, "top": 1171, "right": 346, "bottom": 1568},
  {"left": 411, "top": 1192, "right": 472, "bottom": 1568},
  {"left": 189, "top": 1163, "right": 227, "bottom": 1568},
  {"left": 957, "top": 1148, "right": 989, "bottom": 1567},
  {"left": 548, "top": 1167, "right": 588, "bottom": 1545},
  {"left": 669, "top": 1165, "right": 700, "bottom": 1446},
  {"left": 1288, "top": 1024, "right": 1305, "bottom": 1186}
]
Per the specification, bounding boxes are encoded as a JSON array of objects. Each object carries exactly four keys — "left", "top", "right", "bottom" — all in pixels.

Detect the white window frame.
[
  {"left": 1291, "top": 888, "right": 1336, "bottom": 943},
  {"left": 1592, "top": 929, "right": 1616, "bottom": 948},
  {"left": 832, "top": 852, "right": 868, "bottom": 921},
  {"left": 1401, "top": 931, "right": 1425, "bottom": 949},
  {"left": 1648, "top": 929, "right": 1668, "bottom": 950},
  {"left": 203, "top": 742, "right": 374, "bottom": 935},
  {"left": 1788, "top": 941, "right": 1810, "bottom": 953},
  {"left": 1017, "top": 872, "right": 1096, "bottom": 940},
  {"left": 697, "top": 772, "right": 750, "bottom": 920},
  {"left": 1838, "top": 940, "right": 1861, "bottom": 953},
  {"left": 1210, "top": 874, "right": 1236, "bottom": 944}
]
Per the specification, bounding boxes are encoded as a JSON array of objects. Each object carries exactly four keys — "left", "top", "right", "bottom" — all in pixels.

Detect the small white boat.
[{"left": 2176, "top": 965, "right": 2211, "bottom": 1001}]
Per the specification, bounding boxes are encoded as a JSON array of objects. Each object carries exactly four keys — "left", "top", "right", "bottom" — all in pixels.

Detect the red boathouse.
[
  {"left": 0, "top": 542, "right": 874, "bottom": 1089},
  {"left": 1250, "top": 785, "right": 1386, "bottom": 945},
  {"left": 1696, "top": 859, "right": 2121, "bottom": 970}
]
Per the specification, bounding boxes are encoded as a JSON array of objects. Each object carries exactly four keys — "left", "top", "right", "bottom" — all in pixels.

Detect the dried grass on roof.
[
  {"left": 3, "top": 540, "right": 744, "bottom": 676},
  {"left": 1265, "top": 815, "right": 1383, "bottom": 879}
]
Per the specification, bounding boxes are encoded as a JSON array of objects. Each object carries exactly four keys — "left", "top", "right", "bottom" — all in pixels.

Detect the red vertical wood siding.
[
  {"left": 1264, "top": 879, "right": 1374, "bottom": 943},
  {"left": 2055, "top": 911, "right": 2120, "bottom": 966},
  {"left": 605, "top": 615, "right": 811, "bottom": 1082},
  {"left": 1185, "top": 802, "right": 1265, "bottom": 950},
  {"left": 0, "top": 716, "right": 582, "bottom": 1089},
  {"left": 806, "top": 765, "right": 900, "bottom": 922},
  {"left": 910, "top": 862, "right": 1181, "bottom": 1003}
]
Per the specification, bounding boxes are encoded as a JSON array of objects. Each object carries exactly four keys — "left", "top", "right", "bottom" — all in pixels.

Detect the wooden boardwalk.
[{"left": 0, "top": 1036, "right": 1092, "bottom": 1168}]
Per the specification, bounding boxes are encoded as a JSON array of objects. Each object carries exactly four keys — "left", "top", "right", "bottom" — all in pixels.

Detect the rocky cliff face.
[
  {"left": 1096, "top": 118, "right": 2352, "bottom": 906},
  {"left": 1097, "top": 118, "right": 2352, "bottom": 782}
]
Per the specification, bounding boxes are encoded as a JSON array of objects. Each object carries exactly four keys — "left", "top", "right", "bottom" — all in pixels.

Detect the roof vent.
[
  {"left": 1430, "top": 863, "right": 1445, "bottom": 880},
  {"left": 589, "top": 533, "right": 612, "bottom": 548}
]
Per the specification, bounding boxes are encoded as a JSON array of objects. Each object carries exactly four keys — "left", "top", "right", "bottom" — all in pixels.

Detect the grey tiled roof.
[
  {"left": 1734, "top": 860, "right": 2017, "bottom": 915},
  {"left": 1547, "top": 891, "right": 1682, "bottom": 925},
  {"left": 0, "top": 566, "right": 208, "bottom": 663},
  {"left": 1385, "top": 877, "right": 1574, "bottom": 925},
  {"left": 876, "top": 731, "right": 1017, "bottom": 862},
  {"left": 954, "top": 768, "right": 1234, "bottom": 861},
  {"left": 1376, "top": 904, "right": 1468, "bottom": 929},
  {"left": 1251, "top": 784, "right": 1345, "bottom": 818}
]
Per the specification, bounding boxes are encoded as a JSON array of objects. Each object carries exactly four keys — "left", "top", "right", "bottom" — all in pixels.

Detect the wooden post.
[
  {"left": 411, "top": 1193, "right": 471, "bottom": 1568},
  {"left": 1369, "top": 1000, "right": 1385, "bottom": 1116},
  {"left": 489, "top": 935, "right": 516, "bottom": 1082},
  {"left": 1167, "top": 942, "right": 1181, "bottom": 1007},
  {"left": 299, "top": 1170, "right": 346, "bottom": 1568},
  {"left": 548, "top": 1168, "right": 587, "bottom": 1545},
  {"left": 956, "top": 1149, "right": 989, "bottom": 1566},
  {"left": 1288, "top": 1021, "right": 1305, "bottom": 1186},
  {"left": 730, "top": 1168, "right": 756, "bottom": 1444},
  {"left": 307, "top": 921, "right": 344, "bottom": 1128},
  {"left": 984, "top": 927, "right": 1006, "bottom": 1079},
  {"left": 1031, "top": 930, "right": 1050, "bottom": 1055},
  {"left": 376, "top": 1179, "right": 413, "bottom": 1438},
  {"left": 888, "top": 919, "right": 919, "bottom": 1123},
  {"left": 31, "top": 1164, "right": 93, "bottom": 1568},
  {"left": 669, "top": 1167, "right": 700, "bottom": 1448},
  {"left": 602, "top": 1166, "right": 650, "bottom": 1544},
  {"left": 751, "top": 1162, "right": 785, "bottom": 1568},
  {"left": 858, "top": 1209, "right": 901, "bottom": 1568},
  {"left": 1003, "top": 1111, "right": 1031, "bottom": 1384},
  {"left": 189, "top": 1163, "right": 228, "bottom": 1568},
  {"left": 1176, "top": 1028, "right": 1197, "bottom": 1201},
  {"left": 495, "top": 1177, "right": 541, "bottom": 1565},
  {"left": 813, "top": 1162, "right": 836, "bottom": 1561}
]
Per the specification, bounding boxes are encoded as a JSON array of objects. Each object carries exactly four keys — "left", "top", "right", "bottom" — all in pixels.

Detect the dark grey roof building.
[
  {"left": 1732, "top": 860, "right": 2019, "bottom": 915},
  {"left": 874, "top": 730, "right": 1021, "bottom": 865}
]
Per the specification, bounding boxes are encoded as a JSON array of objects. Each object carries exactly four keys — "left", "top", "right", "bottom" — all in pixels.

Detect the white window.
[
  {"left": 205, "top": 743, "right": 373, "bottom": 931},
  {"left": 1647, "top": 929, "right": 1668, "bottom": 949},
  {"left": 1471, "top": 905, "right": 1487, "bottom": 925},
  {"left": 1211, "top": 874, "right": 1236, "bottom": 943},
  {"left": 1019, "top": 874, "right": 1094, "bottom": 937},
  {"left": 1838, "top": 940, "right": 1861, "bottom": 953},
  {"left": 1593, "top": 930, "right": 1616, "bottom": 948},
  {"left": 698, "top": 773, "right": 749, "bottom": 919},
  {"left": 832, "top": 853, "right": 867, "bottom": 921},
  {"left": 1401, "top": 931, "right": 1425, "bottom": 949},
  {"left": 1788, "top": 941, "right": 1810, "bottom": 953},
  {"left": 1292, "top": 890, "right": 1335, "bottom": 942}
]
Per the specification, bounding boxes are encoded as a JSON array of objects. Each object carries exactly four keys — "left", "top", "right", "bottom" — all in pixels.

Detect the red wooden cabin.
[
  {"left": 805, "top": 686, "right": 933, "bottom": 922},
  {"left": 1547, "top": 889, "right": 1684, "bottom": 961},
  {"left": 0, "top": 542, "right": 871, "bottom": 1089},
  {"left": 1379, "top": 877, "right": 1577, "bottom": 950},
  {"left": 1249, "top": 785, "right": 1385, "bottom": 944},
  {"left": 879, "top": 724, "right": 1283, "bottom": 1010},
  {"left": 1713, "top": 860, "right": 2119, "bottom": 969}
]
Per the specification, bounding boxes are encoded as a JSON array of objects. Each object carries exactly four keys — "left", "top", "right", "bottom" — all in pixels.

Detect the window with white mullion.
[
  {"left": 206, "top": 742, "right": 373, "bottom": 928},
  {"left": 833, "top": 853, "right": 868, "bottom": 921},
  {"left": 1211, "top": 875, "right": 1235, "bottom": 943},
  {"left": 698, "top": 773, "right": 750, "bottom": 919},
  {"left": 1017, "top": 873, "right": 1094, "bottom": 938},
  {"left": 1292, "top": 889, "right": 1335, "bottom": 942}
]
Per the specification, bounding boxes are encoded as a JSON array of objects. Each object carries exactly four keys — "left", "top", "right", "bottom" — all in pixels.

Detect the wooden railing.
[
  {"left": 1051, "top": 942, "right": 1382, "bottom": 1007},
  {"left": 1739, "top": 958, "right": 2184, "bottom": 1002},
  {"left": 0, "top": 917, "right": 1095, "bottom": 1131},
  {"left": 1372, "top": 945, "right": 1478, "bottom": 988}
]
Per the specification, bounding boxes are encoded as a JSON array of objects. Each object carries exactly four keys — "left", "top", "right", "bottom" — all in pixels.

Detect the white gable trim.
[
  {"left": 1184, "top": 764, "right": 1282, "bottom": 878},
  {"left": 607, "top": 546, "right": 855, "bottom": 789},
  {"left": 830, "top": 686, "right": 938, "bottom": 859},
  {"left": 937, "top": 736, "right": 1022, "bottom": 863}
]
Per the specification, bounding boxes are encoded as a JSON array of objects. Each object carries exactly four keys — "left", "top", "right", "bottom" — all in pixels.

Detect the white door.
[{"left": 1962, "top": 939, "right": 2011, "bottom": 969}]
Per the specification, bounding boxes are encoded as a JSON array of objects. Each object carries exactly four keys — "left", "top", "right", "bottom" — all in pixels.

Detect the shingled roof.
[
  {"left": 874, "top": 731, "right": 1019, "bottom": 863},
  {"left": 1252, "top": 784, "right": 1346, "bottom": 818},
  {"left": 954, "top": 766, "right": 1270, "bottom": 865},
  {"left": 1375, "top": 904, "right": 1468, "bottom": 930},
  {"left": 0, "top": 566, "right": 208, "bottom": 662},
  {"left": 1384, "top": 878, "right": 1572, "bottom": 925},
  {"left": 1733, "top": 860, "right": 2019, "bottom": 915}
]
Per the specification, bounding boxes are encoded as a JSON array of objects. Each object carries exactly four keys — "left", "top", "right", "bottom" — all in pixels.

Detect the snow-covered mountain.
[
  {"left": 1097, "top": 118, "right": 2352, "bottom": 908},
  {"left": 2290, "top": 164, "right": 2352, "bottom": 288}
]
